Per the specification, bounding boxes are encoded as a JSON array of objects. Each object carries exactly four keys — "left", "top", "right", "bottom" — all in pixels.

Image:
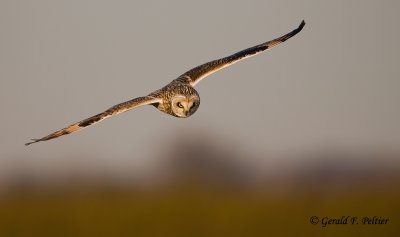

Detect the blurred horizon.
[
  {"left": 1, "top": 131, "right": 399, "bottom": 194},
  {"left": 1, "top": 135, "right": 399, "bottom": 236}
]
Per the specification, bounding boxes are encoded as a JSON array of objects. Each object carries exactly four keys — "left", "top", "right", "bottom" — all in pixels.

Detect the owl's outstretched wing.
[
  {"left": 179, "top": 20, "right": 305, "bottom": 87},
  {"left": 25, "top": 96, "right": 161, "bottom": 146}
]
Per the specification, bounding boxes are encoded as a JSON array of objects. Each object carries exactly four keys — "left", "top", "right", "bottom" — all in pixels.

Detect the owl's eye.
[
  {"left": 192, "top": 102, "right": 196, "bottom": 107},
  {"left": 177, "top": 102, "right": 184, "bottom": 108}
]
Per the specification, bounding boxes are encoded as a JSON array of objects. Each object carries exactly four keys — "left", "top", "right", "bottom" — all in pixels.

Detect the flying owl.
[{"left": 25, "top": 20, "right": 305, "bottom": 146}]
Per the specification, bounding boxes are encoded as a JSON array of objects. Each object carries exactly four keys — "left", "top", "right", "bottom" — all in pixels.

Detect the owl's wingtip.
[
  {"left": 299, "top": 20, "right": 306, "bottom": 30},
  {"left": 25, "top": 139, "right": 40, "bottom": 146}
]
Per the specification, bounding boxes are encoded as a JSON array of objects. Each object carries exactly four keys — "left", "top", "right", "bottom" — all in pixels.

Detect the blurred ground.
[
  {"left": 1, "top": 137, "right": 399, "bottom": 236},
  {"left": 1, "top": 187, "right": 399, "bottom": 237}
]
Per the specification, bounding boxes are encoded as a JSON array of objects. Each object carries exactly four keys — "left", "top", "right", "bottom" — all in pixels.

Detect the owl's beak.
[{"left": 184, "top": 110, "right": 189, "bottom": 117}]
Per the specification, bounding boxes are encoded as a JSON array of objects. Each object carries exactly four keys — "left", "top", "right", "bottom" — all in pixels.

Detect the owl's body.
[
  {"left": 150, "top": 79, "right": 200, "bottom": 118},
  {"left": 25, "top": 21, "right": 305, "bottom": 146}
]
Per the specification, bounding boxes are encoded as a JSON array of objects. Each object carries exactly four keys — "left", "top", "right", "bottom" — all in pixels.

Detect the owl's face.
[{"left": 171, "top": 95, "right": 200, "bottom": 118}]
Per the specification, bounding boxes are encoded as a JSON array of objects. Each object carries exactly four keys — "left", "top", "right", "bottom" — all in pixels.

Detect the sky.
[{"left": 0, "top": 0, "right": 399, "bottom": 179}]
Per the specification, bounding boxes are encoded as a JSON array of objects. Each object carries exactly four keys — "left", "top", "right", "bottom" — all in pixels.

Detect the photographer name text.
[{"left": 310, "top": 216, "right": 389, "bottom": 227}]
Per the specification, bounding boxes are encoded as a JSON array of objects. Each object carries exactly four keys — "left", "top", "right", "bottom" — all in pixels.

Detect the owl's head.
[{"left": 171, "top": 94, "right": 200, "bottom": 118}]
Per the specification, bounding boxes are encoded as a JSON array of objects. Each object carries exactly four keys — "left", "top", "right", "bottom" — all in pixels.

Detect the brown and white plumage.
[
  {"left": 25, "top": 96, "right": 161, "bottom": 145},
  {"left": 178, "top": 20, "right": 305, "bottom": 86},
  {"left": 26, "top": 20, "right": 305, "bottom": 146}
]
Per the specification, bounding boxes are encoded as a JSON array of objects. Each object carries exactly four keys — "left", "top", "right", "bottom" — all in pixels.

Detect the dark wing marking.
[
  {"left": 178, "top": 20, "right": 305, "bottom": 86},
  {"left": 25, "top": 96, "right": 161, "bottom": 146}
]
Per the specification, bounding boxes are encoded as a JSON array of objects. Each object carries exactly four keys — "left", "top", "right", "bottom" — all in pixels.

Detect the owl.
[{"left": 26, "top": 20, "right": 305, "bottom": 145}]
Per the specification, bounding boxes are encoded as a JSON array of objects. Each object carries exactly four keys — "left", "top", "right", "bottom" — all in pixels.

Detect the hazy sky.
[{"left": 1, "top": 1, "right": 399, "bottom": 175}]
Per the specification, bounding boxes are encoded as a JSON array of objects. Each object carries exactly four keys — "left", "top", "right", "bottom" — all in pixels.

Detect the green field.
[{"left": 0, "top": 185, "right": 398, "bottom": 237}]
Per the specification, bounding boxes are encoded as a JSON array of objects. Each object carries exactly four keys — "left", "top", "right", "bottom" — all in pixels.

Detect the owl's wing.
[
  {"left": 179, "top": 20, "right": 305, "bottom": 87},
  {"left": 25, "top": 96, "right": 162, "bottom": 146}
]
